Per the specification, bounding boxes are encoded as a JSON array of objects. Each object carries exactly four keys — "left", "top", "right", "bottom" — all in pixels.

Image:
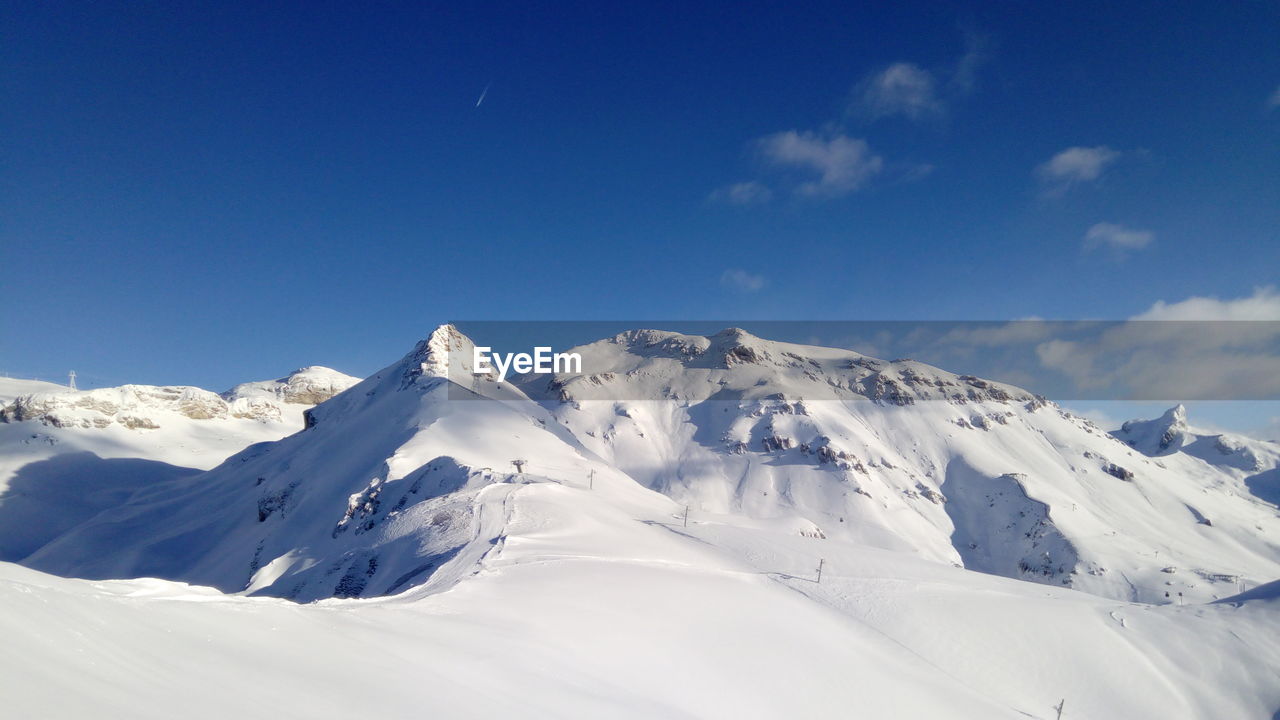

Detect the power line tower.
[{"left": 68, "top": 370, "right": 77, "bottom": 390}]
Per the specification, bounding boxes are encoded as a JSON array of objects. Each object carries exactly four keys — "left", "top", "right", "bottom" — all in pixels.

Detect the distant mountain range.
[
  {"left": 2, "top": 325, "right": 1279, "bottom": 718},
  {"left": 3, "top": 325, "right": 1275, "bottom": 604}
]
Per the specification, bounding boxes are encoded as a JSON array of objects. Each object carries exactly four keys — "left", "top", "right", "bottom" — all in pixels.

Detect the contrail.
[{"left": 475, "top": 83, "right": 490, "bottom": 108}]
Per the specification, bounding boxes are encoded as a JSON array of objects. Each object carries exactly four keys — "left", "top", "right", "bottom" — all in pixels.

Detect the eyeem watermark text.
[{"left": 473, "top": 347, "right": 582, "bottom": 382}]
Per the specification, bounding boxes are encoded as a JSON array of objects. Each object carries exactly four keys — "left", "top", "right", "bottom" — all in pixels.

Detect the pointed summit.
[
  {"left": 711, "top": 327, "right": 770, "bottom": 366},
  {"left": 1118, "top": 404, "right": 1189, "bottom": 455},
  {"left": 405, "top": 324, "right": 478, "bottom": 383},
  {"left": 1164, "top": 403, "right": 1188, "bottom": 427}
]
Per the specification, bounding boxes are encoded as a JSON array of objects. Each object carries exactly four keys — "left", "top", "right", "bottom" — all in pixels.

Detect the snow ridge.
[{"left": 5, "top": 324, "right": 1280, "bottom": 608}]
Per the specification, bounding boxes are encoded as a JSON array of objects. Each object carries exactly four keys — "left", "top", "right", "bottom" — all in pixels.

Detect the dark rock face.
[{"left": 1104, "top": 463, "right": 1135, "bottom": 481}]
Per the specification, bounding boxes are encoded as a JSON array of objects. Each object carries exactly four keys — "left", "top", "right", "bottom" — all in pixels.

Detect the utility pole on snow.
[
  {"left": 816, "top": 558, "right": 825, "bottom": 584},
  {"left": 682, "top": 505, "right": 689, "bottom": 527},
  {"left": 589, "top": 469, "right": 594, "bottom": 490},
  {"left": 68, "top": 370, "right": 77, "bottom": 390}
]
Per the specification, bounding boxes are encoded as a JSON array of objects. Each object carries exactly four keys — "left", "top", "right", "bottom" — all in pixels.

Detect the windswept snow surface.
[
  {"left": 0, "top": 377, "right": 68, "bottom": 403},
  {"left": 2, "top": 326, "right": 1279, "bottom": 718},
  {"left": 3, "top": 479, "right": 1279, "bottom": 719}
]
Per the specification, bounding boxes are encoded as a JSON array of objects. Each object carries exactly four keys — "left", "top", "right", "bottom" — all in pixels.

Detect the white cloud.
[
  {"left": 709, "top": 181, "right": 773, "bottom": 205},
  {"left": 1024, "top": 288, "right": 1280, "bottom": 401},
  {"left": 938, "top": 319, "right": 1055, "bottom": 348},
  {"left": 1083, "top": 222, "right": 1154, "bottom": 254},
  {"left": 716, "top": 32, "right": 986, "bottom": 202},
  {"left": 952, "top": 30, "right": 990, "bottom": 94},
  {"left": 1035, "top": 146, "right": 1120, "bottom": 194},
  {"left": 853, "top": 63, "right": 943, "bottom": 121},
  {"left": 1109, "top": 351, "right": 1280, "bottom": 400},
  {"left": 720, "top": 268, "right": 766, "bottom": 293},
  {"left": 1032, "top": 331, "right": 1280, "bottom": 401},
  {"left": 757, "top": 130, "right": 883, "bottom": 196},
  {"left": 1133, "top": 286, "right": 1280, "bottom": 321},
  {"left": 1035, "top": 338, "right": 1097, "bottom": 388},
  {"left": 907, "top": 163, "right": 936, "bottom": 179}
]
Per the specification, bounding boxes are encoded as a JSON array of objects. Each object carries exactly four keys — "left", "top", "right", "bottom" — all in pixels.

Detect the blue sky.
[{"left": 3, "top": 1, "right": 1278, "bottom": 412}]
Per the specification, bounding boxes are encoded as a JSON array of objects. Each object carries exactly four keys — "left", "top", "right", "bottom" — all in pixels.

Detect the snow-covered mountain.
[
  {"left": 0, "top": 367, "right": 358, "bottom": 563},
  {"left": 1114, "top": 402, "right": 1280, "bottom": 523},
  {"left": 3, "top": 325, "right": 1279, "bottom": 718},
  {"left": 1, "top": 365, "right": 358, "bottom": 429},
  {"left": 15, "top": 327, "right": 653, "bottom": 600},
  {"left": 1117, "top": 403, "right": 1280, "bottom": 473},
  {"left": 12, "top": 326, "right": 1280, "bottom": 604},
  {"left": 513, "top": 327, "right": 1280, "bottom": 603}
]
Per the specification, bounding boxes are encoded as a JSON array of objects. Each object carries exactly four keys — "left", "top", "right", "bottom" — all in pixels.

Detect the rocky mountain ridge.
[
  {"left": 4, "top": 325, "right": 1278, "bottom": 607},
  {"left": 0, "top": 366, "right": 358, "bottom": 429}
]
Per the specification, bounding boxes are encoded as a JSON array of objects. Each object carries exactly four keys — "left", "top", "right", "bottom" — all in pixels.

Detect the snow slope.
[
  {"left": 515, "top": 328, "right": 1280, "bottom": 603},
  {"left": 3, "top": 326, "right": 1279, "bottom": 717},
  {"left": 3, "top": 478, "right": 1279, "bottom": 719},
  {"left": 1116, "top": 403, "right": 1280, "bottom": 510},
  {"left": 13, "top": 327, "right": 1280, "bottom": 604},
  {"left": 18, "top": 327, "right": 652, "bottom": 601},
  {"left": 0, "top": 367, "right": 358, "bottom": 562},
  {"left": 0, "top": 377, "right": 68, "bottom": 403}
]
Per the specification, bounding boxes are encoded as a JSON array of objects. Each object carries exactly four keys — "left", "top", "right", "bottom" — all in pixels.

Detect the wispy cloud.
[
  {"left": 1133, "top": 286, "right": 1280, "bottom": 321},
  {"left": 1035, "top": 146, "right": 1120, "bottom": 195},
  {"left": 1030, "top": 288, "right": 1280, "bottom": 400},
  {"left": 1034, "top": 329, "right": 1280, "bottom": 401},
  {"left": 852, "top": 30, "right": 990, "bottom": 122},
  {"left": 852, "top": 63, "right": 943, "bottom": 121},
  {"left": 951, "top": 29, "right": 991, "bottom": 94},
  {"left": 897, "top": 163, "right": 936, "bottom": 183},
  {"left": 720, "top": 268, "right": 767, "bottom": 293},
  {"left": 709, "top": 181, "right": 773, "bottom": 205},
  {"left": 1083, "top": 222, "right": 1153, "bottom": 255},
  {"left": 711, "top": 29, "right": 985, "bottom": 202},
  {"left": 757, "top": 130, "right": 883, "bottom": 196}
]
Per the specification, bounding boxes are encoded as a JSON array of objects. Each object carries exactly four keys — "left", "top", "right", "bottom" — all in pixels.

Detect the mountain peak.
[
  {"left": 713, "top": 327, "right": 757, "bottom": 341},
  {"left": 405, "top": 324, "right": 477, "bottom": 382},
  {"left": 1118, "top": 404, "right": 1190, "bottom": 455},
  {"left": 608, "top": 329, "right": 712, "bottom": 359},
  {"left": 223, "top": 366, "right": 359, "bottom": 408}
]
